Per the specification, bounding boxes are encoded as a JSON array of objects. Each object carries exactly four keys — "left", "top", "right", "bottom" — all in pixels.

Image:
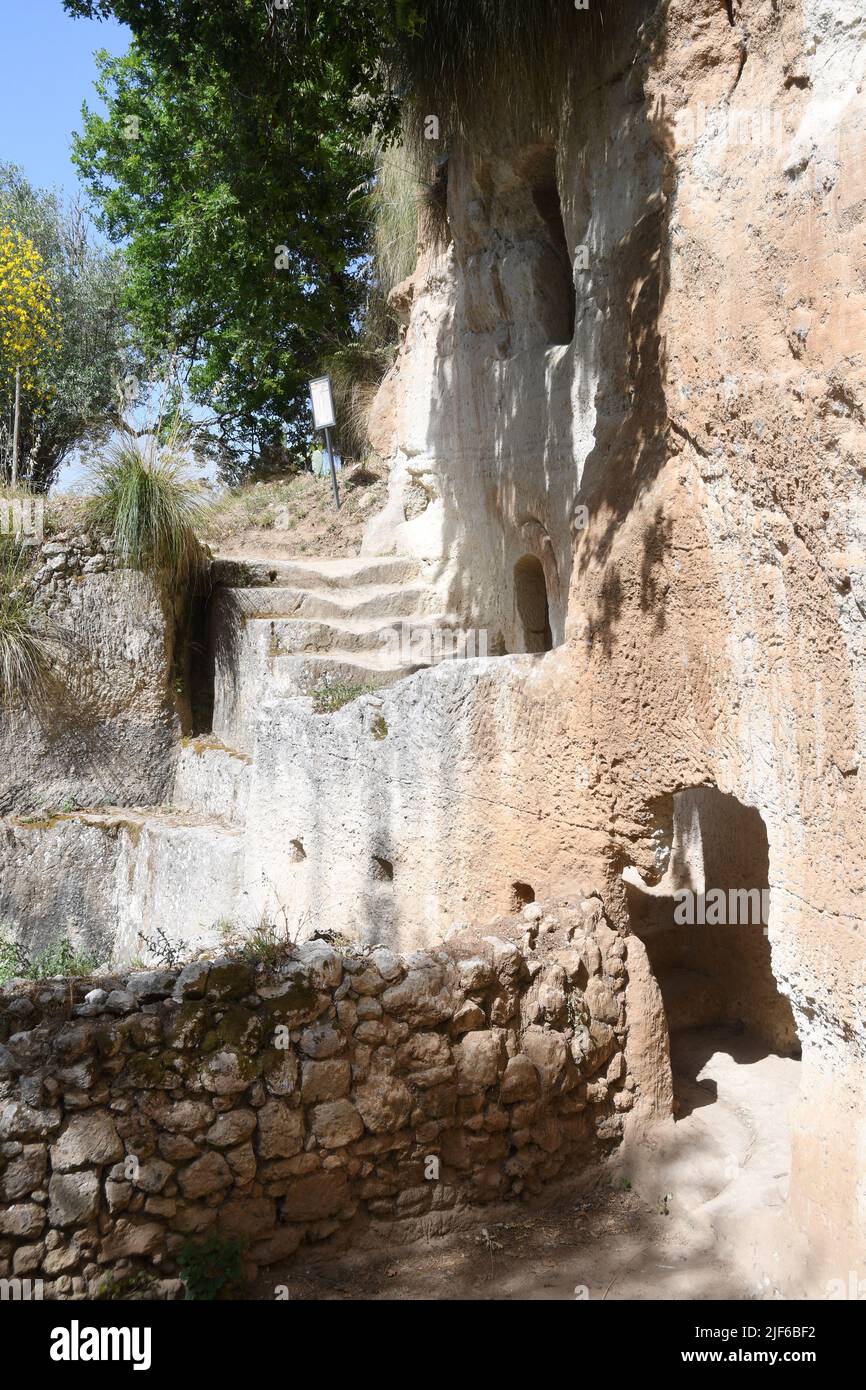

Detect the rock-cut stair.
[
  {"left": 204, "top": 552, "right": 463, "bottom": 755},
  {"left": 165, "top": 551, "right": 474, "bottom": 922},
  {"left": 4, "top": 552, "right": 473, "bottom": 960}
]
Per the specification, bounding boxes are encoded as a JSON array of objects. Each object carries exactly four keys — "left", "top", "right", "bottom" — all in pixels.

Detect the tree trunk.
[{"left": 11, "top": 364, "right": 21, "bottom": 489}]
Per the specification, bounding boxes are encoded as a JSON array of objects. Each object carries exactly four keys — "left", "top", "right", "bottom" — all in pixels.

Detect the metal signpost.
[{"left": 308, "top": 374, "right": 340, "bottom": 510}]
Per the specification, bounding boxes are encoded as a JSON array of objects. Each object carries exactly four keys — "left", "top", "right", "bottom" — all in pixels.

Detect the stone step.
[
  {"left": 212, "top": 582, "right": 441, "bottom": 623},
  {"left": 260, "top": 615, "right": 465, "bottom": 661},
  {"left": 269, "top": 650, "right": 426, "bottom": 693},
  {"left": 206, "top": 552, "right": 442, "bottom": 753},
  {"left": 211, "top": 554, "right": 422, "bottom": 592},
  {"left": 211, "top": 640, "right": 422, "bottom": 752}
]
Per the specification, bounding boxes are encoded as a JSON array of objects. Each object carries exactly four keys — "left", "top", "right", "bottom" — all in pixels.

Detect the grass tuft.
[
  {"left": 323, "top": 341, "right": 395, "bottom": 462},
  {"left": 84, "top": 432, "right": 206, "bottom": 584},
  {"left": 388, "top": 0, "right": 632, "bottom": 152},
  {"left": 0, "top": 536, "right": 55, "bottom": 710},
  {"left": 369, "top": 146, "right": 423, "bottom": 296}
]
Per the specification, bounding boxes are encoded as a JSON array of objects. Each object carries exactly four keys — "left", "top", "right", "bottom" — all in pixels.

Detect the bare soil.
[{"left": 199, "top": 466, "right": 388, "bottom": 560}]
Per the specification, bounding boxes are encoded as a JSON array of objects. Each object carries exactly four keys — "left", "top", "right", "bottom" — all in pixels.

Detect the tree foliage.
[
  {"left": 65, "top": 0, "right": 421, "bottom": 476},
  {"left": 0, "top": 165, "right": 134, "bottom": 491},
  {"left": 62, "top": 2, "right": 609, "bottom": 478},
  {"left": 0, "top": 221, "right": 60, "bottom": 486}
]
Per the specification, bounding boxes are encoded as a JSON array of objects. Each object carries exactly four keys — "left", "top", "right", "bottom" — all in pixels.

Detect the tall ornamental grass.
[{"left": 85, "top": 432, "right": 206, "bottom": 584}]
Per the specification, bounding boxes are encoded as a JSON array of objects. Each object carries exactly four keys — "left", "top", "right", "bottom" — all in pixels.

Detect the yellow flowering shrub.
[{"left": 0, "top": 224, "right": 60, "bottom": 397}]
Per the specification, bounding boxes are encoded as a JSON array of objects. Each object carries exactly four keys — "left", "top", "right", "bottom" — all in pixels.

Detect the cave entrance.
[
  {"left": 625, "top": 788, "right": 801, "bottom": 1238},
  {"left": 628, "top": 788, "right": 799, "bottom": 1057},
  {"left": 514, "top": 555, "right": 553, "bottom": 653}
]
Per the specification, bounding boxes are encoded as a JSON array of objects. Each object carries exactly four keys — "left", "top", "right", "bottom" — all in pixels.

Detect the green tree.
[
  {"left": 0, "top": 165, "right": 135, "bottom": 491},
  {"left": 65, "top": 1, "right": 414, "bottom": 477}
]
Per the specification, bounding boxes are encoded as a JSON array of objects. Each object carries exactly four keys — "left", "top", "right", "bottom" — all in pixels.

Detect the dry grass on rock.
[{"left": 197, "top": 465, "right": 388, "bottom": 559}]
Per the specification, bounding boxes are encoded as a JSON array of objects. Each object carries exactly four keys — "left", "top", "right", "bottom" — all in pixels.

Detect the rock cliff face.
[
  {"left": 0, "top": 531, "right": 195, "bottom": 961},
  {"left": 0, "top": 530, "right": 182, "bottom": 817},
  {"left": 356, "top": 0, "right": 866, "bottom": 1291}
]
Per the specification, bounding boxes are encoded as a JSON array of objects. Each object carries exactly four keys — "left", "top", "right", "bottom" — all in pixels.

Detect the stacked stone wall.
[{"left": 0, "top": 898, "right": 634, "bottom": 1297}]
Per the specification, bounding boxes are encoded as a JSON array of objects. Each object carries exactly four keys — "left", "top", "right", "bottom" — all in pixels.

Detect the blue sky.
[{"left": 1, "top": 0, "right": 130, "bottom": 196}]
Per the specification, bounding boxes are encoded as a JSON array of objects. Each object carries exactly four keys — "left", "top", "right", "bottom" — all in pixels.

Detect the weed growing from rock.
[
  {"left": 310, "top": 679, "right": 376, "bottom": 713},
  {"left": 0, "top": 929, "right": 98, "bottom": 985}
]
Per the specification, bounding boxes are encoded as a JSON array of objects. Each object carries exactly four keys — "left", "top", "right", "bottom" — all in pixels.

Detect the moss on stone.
[
  {"left": 217, "top": 1005, "right": 265, "bottom": 1051},
  {"left": 123, "top": 1052, "right": 172, "bottom": 1088},
  {"left": 205, "top": 960, "right": 255, "bottom": 1001},
  {"left": 164, "top": 1001, "right": 210, "bottom": 1050},
  {"left": 261, "top": 978, "right": 327, "bottom": 1028}
]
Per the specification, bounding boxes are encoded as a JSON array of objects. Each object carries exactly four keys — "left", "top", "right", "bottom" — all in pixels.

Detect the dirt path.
[{"left": 254, "top": 1028, "right": 802, "bottom": 1301}]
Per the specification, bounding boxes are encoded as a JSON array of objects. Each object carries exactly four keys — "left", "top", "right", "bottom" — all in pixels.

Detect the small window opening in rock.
[
  {"left": 372, "top": 855, "right": 394, "bottom": 882},
  {"left": 514, "top": 555, "right": 553, "bottom": 653},
  {"left": 188, "top": 590, "right": 216, "bottom": 736},
  {"left": 290, "top": 838, "right": 306, "bottom": 862},
  {"left": 522, "top": 145, "right": 575, "bottom": 345},
  {"left": 511, "top": 881, "right": 535, "bottom": 911}
]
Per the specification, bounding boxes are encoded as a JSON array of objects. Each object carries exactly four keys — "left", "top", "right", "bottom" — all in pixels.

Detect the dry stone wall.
[{"left": 0, "top": 898, "right": 632, "bottom": 1297}]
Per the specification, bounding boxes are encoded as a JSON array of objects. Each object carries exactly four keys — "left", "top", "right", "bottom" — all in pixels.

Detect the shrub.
[
  {"left": 0, "top": 931, "right": 19, "bottom": 985},
  {"left": 178, "top": 1234, "right": 245, "bottom": 1301},
  {"left": 0, "top": 535, "right": 55, "bottom": 710},
  {"left": 0, "top": 929, "right": 98, "bottom": 985},
  {"left": 85, "top": 432, "right": 205, "bottom": 584}
]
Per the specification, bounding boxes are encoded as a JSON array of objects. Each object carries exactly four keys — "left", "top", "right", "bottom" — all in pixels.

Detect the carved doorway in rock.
[
  {"left": 624, "top": 788, "right": 802, "bottom": 1276},
  {"left": 626, "top": 788, "right": 799, "bottom": 1055},
  {"left": 514, "top": 555, "right": 553, "bottom": 653}
]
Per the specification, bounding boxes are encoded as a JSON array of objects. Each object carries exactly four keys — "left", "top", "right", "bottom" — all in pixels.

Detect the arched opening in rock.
[
  {"left": 627, "top": 788, "right": 799, "bottom": 1057},
  {"left": 519, "top": 144, "right": 576, "bottom": 346},
  {"left": 510, "top": 880, "right": 536, "bottom": 911},
  {"left": 514, "top": 556, "right": 553, "bottom": 653},
  {"left": 625, "top": 787, "right": 801, "bottom": 1248}
]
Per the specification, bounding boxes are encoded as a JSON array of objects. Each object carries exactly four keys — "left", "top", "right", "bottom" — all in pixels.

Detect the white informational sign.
[{"left": 309, "top": 375, "right": 336, "bottom": 430}]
